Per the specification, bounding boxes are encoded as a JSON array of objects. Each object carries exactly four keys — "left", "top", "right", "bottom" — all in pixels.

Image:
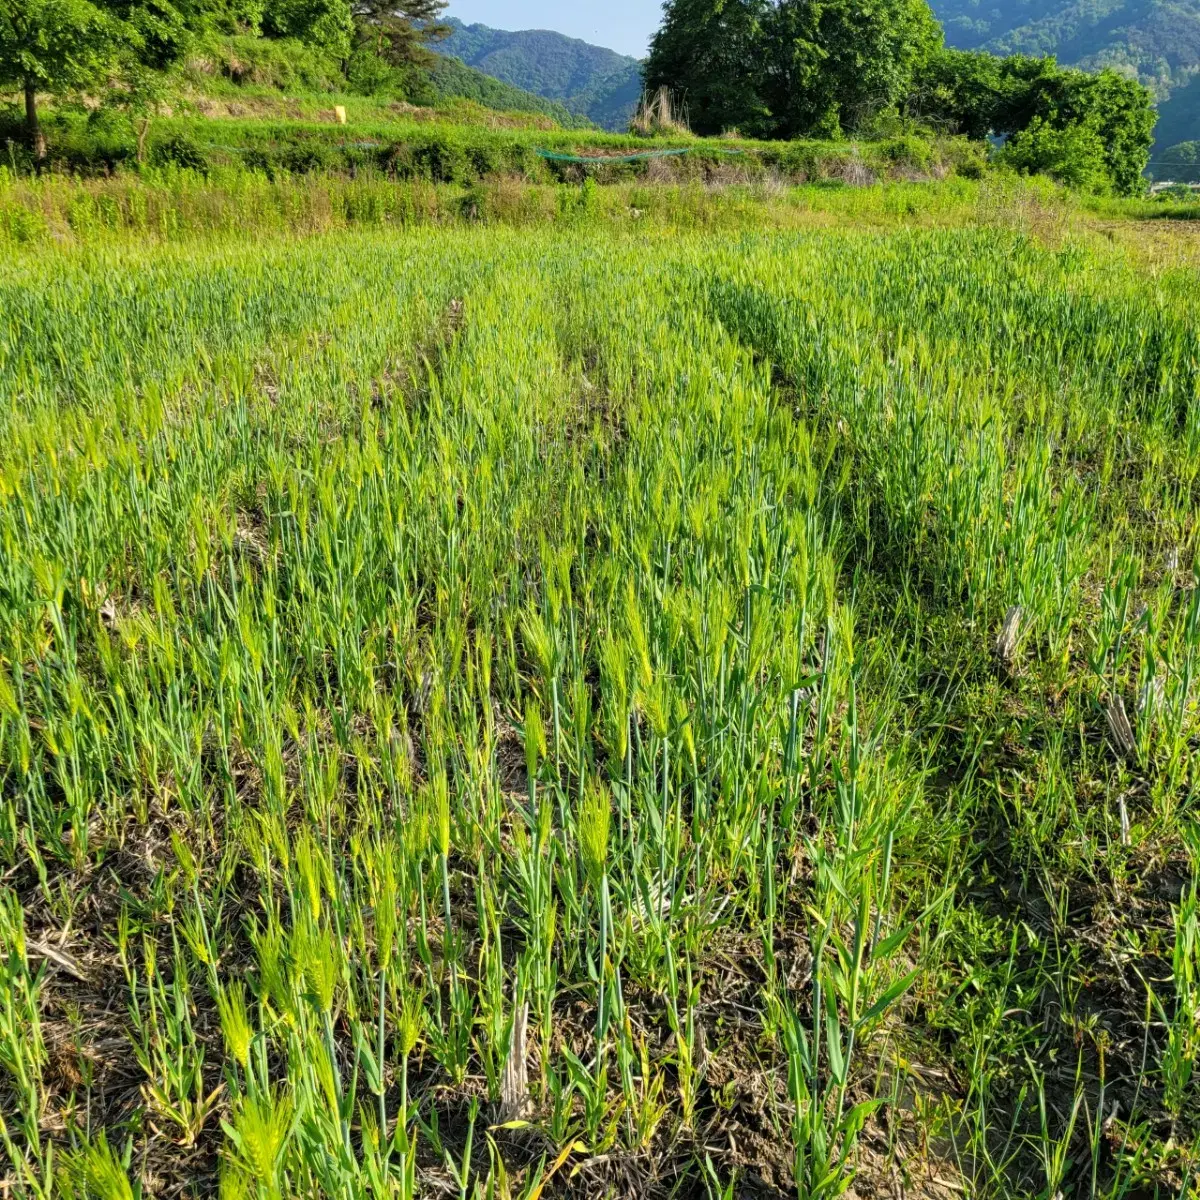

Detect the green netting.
[{"left": 535, "top": 146, "right": 744, "bottom": 164}]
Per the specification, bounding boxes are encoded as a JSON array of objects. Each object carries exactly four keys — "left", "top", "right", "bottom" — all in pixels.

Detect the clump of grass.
[{"left": 630, "top": 87, "right": 691, "bottom": 138}]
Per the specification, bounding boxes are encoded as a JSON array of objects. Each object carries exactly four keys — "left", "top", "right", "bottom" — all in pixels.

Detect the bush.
[
  {"left": 151, "top": 134, "right": 212, "bottom": 174},
  {"left": 556, "top": 176, "right": 600, "bottom": 222},
  {"left": 85, "top": 107, "right": 138, "bottom": 160},
  {"left": 345, "top": 47, "right": 400, "bottom": 97},
  {"left": 997, "top": 118, "right": 1110, "bottom": 193},
  {"left": 281, "top": 141, "right": 335, "bottom": 174},
  {"left": 0, "top": 107, "right": 137, "bottom": 173},
  {"left": 185, "top": 34, "right": 343, "bottom": 93},
  {"left": 878, "top": 135, "right": 934, "bottom": 170},
  {"left": 914, "top": 52, "right": 1154, "bottom": 196}
]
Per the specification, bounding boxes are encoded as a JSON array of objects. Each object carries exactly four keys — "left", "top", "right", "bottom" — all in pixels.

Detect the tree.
[
  {"left": 102, "top": 0, "right": 192, "bottom": 161},
  {"left": 645, "top": 0, "right": 940, "bottom": 139},
  {"left": 202, "top": 0, "right": 266, "bottom": 35},
  {"left": 0, "top": 0, "right": 121, "bottom": 160},
  {"left": 352, "top": 0, "right": 448, "bottom": 69},
  {"left": 909, "top": 47, "right": 1005, "bottom": 139},
  {"left": 762, "top": 0, "right": 942, "bottom": 137},
  {"left": 0, "top": 0, "right": 195, "bottom": 164},
  {"left": 643, "top": 0, "right": 771, "bottom": 137},
  {"left": 1021, "top": 67, "right": 1155, "bottom": 196},
  {"left": 265, "top": 0, "right": 355, "bottom": 61}
]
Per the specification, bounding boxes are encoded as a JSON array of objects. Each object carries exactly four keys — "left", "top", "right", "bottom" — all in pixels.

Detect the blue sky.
[{"left": 446, "top": 1, "right": 659, "bottom": 58}]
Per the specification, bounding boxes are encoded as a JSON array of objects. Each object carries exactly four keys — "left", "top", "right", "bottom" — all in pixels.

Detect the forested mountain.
[
  {"left": 1153, "top": 72, "right": 1200, "bottom": 149},
  {"left": 929, "top": 0, "right": 1200, "bottom": 149},
  {"left": 427, "top": 56, "right": 588, "bottom": 125},
  {"left": 435, "top": 19, "right": 642, "bottom": 130}
]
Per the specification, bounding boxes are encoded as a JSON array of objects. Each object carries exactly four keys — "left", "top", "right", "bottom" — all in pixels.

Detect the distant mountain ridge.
[{"left": 434, "top": 19, "right": 643, "bottom": 130}]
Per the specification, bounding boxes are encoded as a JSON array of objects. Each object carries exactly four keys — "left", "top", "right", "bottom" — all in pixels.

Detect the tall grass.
[
  {"left": 0, "top": 218, "right": 1197, "bottom": 1197},
  {"left": 0, "top": 168, "right": 1108, "bottom": 249}
]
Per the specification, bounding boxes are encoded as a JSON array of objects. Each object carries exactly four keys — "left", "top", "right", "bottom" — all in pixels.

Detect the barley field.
[{"left": 1, "top": 218, "right": 1198, "bottom": 1198}]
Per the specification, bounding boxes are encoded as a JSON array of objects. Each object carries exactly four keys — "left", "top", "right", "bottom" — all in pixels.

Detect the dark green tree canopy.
[
  {"left": 761, "top": 0, "right": 942, "bottom": 138},
  {"left": 644, "top": 0, "right": 771, "bottom": 136},
  {"left": 0, "top": 0, "right": 192, "bottom": 159},
  {"left": 914, "top": 49, "right": 1156, "bottom": 193},
  {"left": 645, "top": 0, "right": 942, "bottom": 138},
  {"left": 0, "top": 0, "right": 120, "bottom": 100},
  {"left": 263, "top": 0, "right": 354, "bottom": 60},
  {"left": 352, "top": 0, "right": 448, "bottom": 68}
]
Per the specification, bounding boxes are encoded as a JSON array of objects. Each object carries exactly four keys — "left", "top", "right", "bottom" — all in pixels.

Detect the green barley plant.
[
  {"left": 0, "top": 890, "right": 51, "bottom": 1196},
  {"left": 125, "top": 934, "right": 222, "bottom": 1147},
  {"left": 1154, "top": 878, "right": 1200, "bottom": 1120},
  {"left": 578, "top": 776, "right": 615, "bottom": 1127},
  {"left": 57, "top": 1130, "right": 139, "bottom": 1200},
  {"left": 220, "top": 1088, "right": 293, "bottom": 1197}
]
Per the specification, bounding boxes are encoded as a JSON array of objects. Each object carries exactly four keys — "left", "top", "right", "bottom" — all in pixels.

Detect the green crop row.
[{"left": 8, "top": 168, "right": 1161, "bottom": 249}]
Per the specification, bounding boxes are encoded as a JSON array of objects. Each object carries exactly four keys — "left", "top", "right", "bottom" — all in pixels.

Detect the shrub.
[
  {"left": 410, "top": 139, "right": 467, "bottom": 183},
  {"left": 151, "top": 133, "right": 211, "bottom": 173},
  {"left": 879, "top": 135, "right": 933, "bottom": 170},
  {"left": 185, "top": 34, "right": 343, "bottom": 93},
  {"left": 914, "top": 52, "right": 1154, "bottom": 196},
  {"left": 345, "top": 47, "right": 399, "bottom": 97},
  {"left": 997, "top": 118, "right": 1110, "bottom": 194},
  {"left": 85, "top": 106, "right": 137, "bottom": 160},
  {"left": 281, "top": 141, "right": 335, "bottom": 174}
]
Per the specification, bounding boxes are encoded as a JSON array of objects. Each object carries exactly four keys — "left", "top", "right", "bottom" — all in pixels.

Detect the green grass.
[
  {"left": 0, "top": 167, "right": 1192, "bottom": 250},
  {"left": 0, "top": 203, "right": 1198, "bottom": 1199},
  {"left": 0, "top": 171, "right": 1018, "bottom": 246}
]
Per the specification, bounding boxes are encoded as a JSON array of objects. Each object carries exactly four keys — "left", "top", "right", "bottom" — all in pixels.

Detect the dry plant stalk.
[
  {"left": 1105, "top": 695, "right": 1137, "bottom": 760},
  {"left": 499, "top": 1000, "right": 529, "bottom": 1123},
  {"left": 995, "top": 605, "right": 1023, "bottom": 667},
  {"left": 631, "top": 87, "right": 689, "bottom": 136}
]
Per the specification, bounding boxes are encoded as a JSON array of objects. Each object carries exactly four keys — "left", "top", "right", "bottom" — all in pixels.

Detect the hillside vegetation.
[
  {"left": 0, "top": 0, "right": 591, "bottom": 170},
  {"left": 0, "top": 0, "right": 1170, "bottom": 194},
  {"left": 176, "top": 31, "right": 590, "bottom": 128},
  {"left": 425, "top": 55, "right": 588, "bottom": 128},
  {"left": 1148, "top": 71, "right": 1200, "bottom": 163}
]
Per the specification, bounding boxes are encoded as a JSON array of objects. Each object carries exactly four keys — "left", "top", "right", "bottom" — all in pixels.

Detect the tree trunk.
[
  {"left": 24, "top": 80, "right": 46, "bottom": 165},
  {"left": 137, "top": 117, "right": 151, "bottom": 165}
]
